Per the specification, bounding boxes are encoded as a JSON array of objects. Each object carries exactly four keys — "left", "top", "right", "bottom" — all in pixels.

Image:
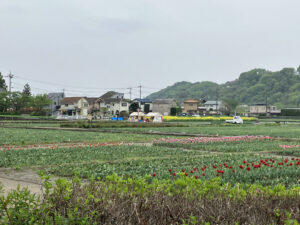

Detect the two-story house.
[
  {"left": 204, "top": 101, "right": 224, "bottom": 114},
  {"left": 183, "top": 99, "right": 200, "bottom": 115},
  {"left": 98, "top": 91, "right": 130, "bottom": 116},
  {"left": 60, "top": 97, "right": 89, "bottom": 116}
]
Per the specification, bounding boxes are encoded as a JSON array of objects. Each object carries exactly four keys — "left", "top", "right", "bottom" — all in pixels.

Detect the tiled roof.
[
  {"left": 184, "top": 99, "right": 200, "bottom": 103},
  {"left": 100, "top": 91, "right": 118, "bottom": 100},
  {"left": 61, "top": 97, "right": 82, "bottom": 104}
]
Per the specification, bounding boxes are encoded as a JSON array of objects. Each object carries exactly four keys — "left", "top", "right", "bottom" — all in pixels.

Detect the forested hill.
[{"left": 147, "top": 67, "right": 300, "bottom": 108}]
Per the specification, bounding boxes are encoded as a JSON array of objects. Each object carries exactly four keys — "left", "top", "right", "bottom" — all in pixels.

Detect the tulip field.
[
  {"left": 1, "top": 123, "right": 300, "bottom": 223},
  {"left": 0, "top": 125, "right": 300, "bottom": 187}
]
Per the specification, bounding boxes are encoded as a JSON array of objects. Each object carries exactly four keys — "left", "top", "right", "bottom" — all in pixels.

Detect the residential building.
[
  {"left": 47, "top": 92, "right": 65, "bottom": 116},
  {"left": 60, "top": 97, "right": 89, "bottom": 116},
  {"left": 106, "top": 98, "right": 130, "bottom": 116},
  {"left": 204, "top": 101, "right": 224, "bottom": 114},
  {"left": 152, "top": 99, "right": 177, "bottom": 115},
  {"left": 131, "top": 98, "right": 153, "bottom": 113},
  {"left": 249, "top": 104, "right": 281, "bottom": 115},
  {"left": 98, "top": 91, "right": 129, "bottom": 116},
  {"left": 183, "top": 99, "right": 200, "bottom": 115}
]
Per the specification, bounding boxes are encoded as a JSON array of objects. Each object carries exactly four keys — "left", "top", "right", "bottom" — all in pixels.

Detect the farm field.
[
  {"left": 1, "top": 123, "right": 300, "bottom": 224},
  {"left": 102, "top": 123, "right": 300, "bottom": 138},
  {"left": 0, "top": 127, "right": 169, "bottom": 145}
]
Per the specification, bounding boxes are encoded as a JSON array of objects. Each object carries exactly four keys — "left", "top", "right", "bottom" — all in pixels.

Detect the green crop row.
[{"left": 1, "top": 144, "right": 299, "bottom": 186}]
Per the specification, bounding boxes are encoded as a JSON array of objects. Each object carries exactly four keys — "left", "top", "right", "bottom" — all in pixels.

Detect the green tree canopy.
[
  {"left": 22, "top": 83, "right": 31, "bottom": 96},
  {"left": 0, "top": 72, "right": 7, "bottom": 91}
]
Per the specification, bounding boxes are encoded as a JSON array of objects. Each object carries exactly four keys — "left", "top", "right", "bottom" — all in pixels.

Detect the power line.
[{"left": 14, "top": 75, "right": 129, "bottom": 91}]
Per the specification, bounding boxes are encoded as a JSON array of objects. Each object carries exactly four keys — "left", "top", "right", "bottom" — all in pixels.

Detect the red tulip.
[{"left": 152, "top": 172, "right": 156, "bottom": 177}]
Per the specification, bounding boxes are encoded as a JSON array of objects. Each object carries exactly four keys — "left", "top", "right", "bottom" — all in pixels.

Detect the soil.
[{"left": 0, "top": 168, "right": 43, "bottom": 196}]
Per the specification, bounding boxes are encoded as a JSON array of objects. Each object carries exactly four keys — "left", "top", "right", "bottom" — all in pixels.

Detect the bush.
[{"left": 0, "top": 174, "right": 300, "bottom": 224}]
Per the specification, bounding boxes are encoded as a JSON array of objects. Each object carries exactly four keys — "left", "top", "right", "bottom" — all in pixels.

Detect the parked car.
[{"left": 225, "top": 116, "right": 243, "bottom": 124}]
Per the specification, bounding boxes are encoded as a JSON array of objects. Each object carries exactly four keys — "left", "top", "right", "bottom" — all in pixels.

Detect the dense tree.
[
  {"left": 22, "top": 83, "right": 31, "bottom": 96},
  {"left": 129, "top": 102, "right": 139, "bottom": 112},
  {"left": 222, "top": 99, "right": 239, "bottom": 115},
  {"left": 147, "top": 66, "right": 300, "bottom": 108},
  {"left": 0, "top": 72, "right": 7, "bottom": 91}
]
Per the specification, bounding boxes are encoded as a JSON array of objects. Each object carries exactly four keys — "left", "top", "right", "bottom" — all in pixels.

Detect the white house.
[{"left": 204, "top": 101, "right": 224, "bottom": 113}]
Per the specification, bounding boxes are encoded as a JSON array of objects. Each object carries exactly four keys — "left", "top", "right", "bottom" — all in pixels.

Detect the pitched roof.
[
  {"left": 153, "top": 99, "right": 176, "bottom": 104},
  {"left": 133, "top": 98, "right": 152, "bottom": 103},
  {"left": 100, "top": 91, "right": 118, "bottom": 100},
  {"left": 184, "top": 99, "right": 200, "bottom": 103},
  {"left": 61, "top": 97, "right": 82, "bottom": 104},
  {"left": 86, "top": 97, "right": 99, "bottom": 104},
  {"left": 105, "top": 98, "right": 130, "bottom": 104}
]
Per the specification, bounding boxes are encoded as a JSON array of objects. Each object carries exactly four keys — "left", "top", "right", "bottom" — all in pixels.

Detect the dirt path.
[
  {"left": 0, "top": 169, "right": 43, "bottom": 196},
  {"left": 0, "top": 177, "right": 42, "bottom": 196}
]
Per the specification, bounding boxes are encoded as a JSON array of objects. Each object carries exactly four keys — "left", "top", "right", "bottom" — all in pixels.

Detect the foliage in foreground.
[{"left": 0, "top": 173, "right": 300, "bottom": 224}]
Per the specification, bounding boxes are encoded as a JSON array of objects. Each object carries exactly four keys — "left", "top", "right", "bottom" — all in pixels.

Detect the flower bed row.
[{"left": 163, "top": 116, "right": 257, "bottom": 122}]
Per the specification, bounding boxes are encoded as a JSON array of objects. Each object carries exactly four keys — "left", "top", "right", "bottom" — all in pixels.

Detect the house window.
[
  {"left": 189, "top": 103, "right": 193, "bottom": 106},
  {"left": 65, "top": 104, "right": 68, "bottom": 107},
  {"left": 112, "top": 103, "right": 115, "bottom": 106},
  {"left": 84, "top": 103, "right": 88, "bottom": 107},
  {"left": 54, "top": 102, "right": 56, "bottom": 105},
  {"left": 122, "top": 103, "right": 127, "bottom": 107}
]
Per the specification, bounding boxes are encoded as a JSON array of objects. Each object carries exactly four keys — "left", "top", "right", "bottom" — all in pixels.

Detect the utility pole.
[
  {"left": 128, "top": 87, "right": 132, "bottom": 100},
  {"left": 138, "top": 85, "right": 142, "bottom": 99},
  {"left": 216, "top": 86, "right": 219, "bottom": 114},
  {"left": 265, "top": 89, "right": 268, "bottom": 115},
  {"left": 8, "top": 72, "right": 14, "bottom": 93}
]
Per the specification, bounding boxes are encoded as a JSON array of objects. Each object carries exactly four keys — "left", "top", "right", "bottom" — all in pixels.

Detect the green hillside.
[{"left": 147, "top": 67, "right": 300, "bottom": 108}]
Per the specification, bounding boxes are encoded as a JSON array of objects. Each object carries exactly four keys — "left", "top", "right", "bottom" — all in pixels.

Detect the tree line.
[
  {"left": 0, "top": 73, "right": 52, "bottom": 115},
  {"left": 147, "top": 66, "right": 300, "bottom": 109}
]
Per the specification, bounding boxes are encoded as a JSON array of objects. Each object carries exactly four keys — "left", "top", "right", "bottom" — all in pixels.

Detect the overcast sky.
[{"left": 1, "top": 0, "right": 300, "bottom": 98}]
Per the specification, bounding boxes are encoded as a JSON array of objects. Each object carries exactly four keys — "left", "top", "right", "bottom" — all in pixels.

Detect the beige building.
[
  {"left": 249, "top": 104, "right": 280, "bottom": 115},
  {"left": 152, "top": 99, "right": 177, "bottom": 115},
  {"left": 60, "top": 97, "right": 89, "bottom": 116},
  {"left": 183, "top": 99, "right": 200, "bottom": 115}
]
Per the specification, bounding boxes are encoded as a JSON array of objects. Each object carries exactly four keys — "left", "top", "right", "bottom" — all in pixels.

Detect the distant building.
[
  {"left": 249, "top": 104, "right": 281, "bottom": 116},
  {"left": 98, "top": 91, "right": 129, "bottom": 116},
  {"left": 60, "top": 97, "right": 89, "bottom": 116},
  {"left": 204, "top": 101, "right": 224, "bottom": 114},
  {"left": 183, "top": 99, "right": 200, "bottom": 115},
  {"left": 152, "top": 99, "right": 177, "bottom": 116},
  {"left": 47, "top": 92, "right": 65, "bottom": 116}
]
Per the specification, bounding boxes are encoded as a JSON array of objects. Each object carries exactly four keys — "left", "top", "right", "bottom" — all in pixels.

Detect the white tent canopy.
[
  {"left": 146, "top": 112, "right": 162, "bottom": 117},
  {"left": 146, "top": 112, "right": 163, "bottom": 122},
  {"left": 129, "top": 112, "right": 145, "bottom": 117}
]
